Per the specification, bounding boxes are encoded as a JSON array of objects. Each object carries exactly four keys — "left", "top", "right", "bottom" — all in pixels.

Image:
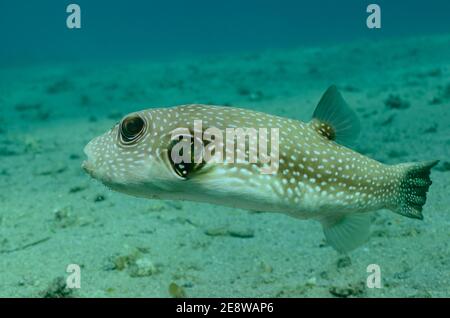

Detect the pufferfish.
[{"left": 82, "top": 86, "right": 437, "bottom": 253}]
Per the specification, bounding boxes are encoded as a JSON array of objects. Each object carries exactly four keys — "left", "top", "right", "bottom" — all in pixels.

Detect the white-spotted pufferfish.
[{"left": 83, "top": 86, "right": 437, "bottom": 253}]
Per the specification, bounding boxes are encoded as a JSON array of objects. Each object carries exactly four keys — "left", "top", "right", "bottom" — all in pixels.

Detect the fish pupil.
[{"left": 121, "top": 116, "right": 144, "bottom": 141}]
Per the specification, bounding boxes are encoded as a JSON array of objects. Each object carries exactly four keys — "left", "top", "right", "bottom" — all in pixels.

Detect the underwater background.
[{"left": 0, "top": 0, "right": 449, "bottom": 297}]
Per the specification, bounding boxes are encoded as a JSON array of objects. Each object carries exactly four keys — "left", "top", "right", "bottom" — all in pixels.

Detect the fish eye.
[{"left": 119, "top": 115, "right": 146, "bottom": 144}]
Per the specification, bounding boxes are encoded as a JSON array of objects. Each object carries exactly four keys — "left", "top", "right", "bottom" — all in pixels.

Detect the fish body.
[{"left": 83, "top": 86, "right": 437, "bottom": 252}]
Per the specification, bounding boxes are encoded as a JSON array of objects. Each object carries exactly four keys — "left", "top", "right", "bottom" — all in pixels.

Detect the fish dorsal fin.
[{"left": 310, "top": 85, "right": 360, "bottom": 146}]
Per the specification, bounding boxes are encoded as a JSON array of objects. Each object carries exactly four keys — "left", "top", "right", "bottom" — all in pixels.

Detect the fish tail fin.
[{"left": 391, "top": 160, "right": 439, "bottom": 220}]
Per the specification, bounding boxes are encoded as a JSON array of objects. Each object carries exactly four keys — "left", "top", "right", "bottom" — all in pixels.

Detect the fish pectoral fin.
[
  {"left": 319, "top": 213, "right": 371, "bottom": 253},
  {"left": 310, "top": 85, "right": 360, "bottom": 147}
]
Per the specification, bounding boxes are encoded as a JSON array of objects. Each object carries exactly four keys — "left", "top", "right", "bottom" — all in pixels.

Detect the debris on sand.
[
  {"left": 129, "top": 257, "right": 158, "bottom": 277},
  {"left": 204, "top": 226, "right": 254, "bottom": 238},
  {"left": 46, "top": 79, "right": 73, "bottom": 94},
  {"left": 40, "top": 277, "right": 74, "bottom": 298},
  {"left": 168, "top": 282, "right": 186, "bottom": 298},
  {"left": 384, "top": 94, "right": 410, "bottom": 109},
  {"left": 108, "top": 248, "right": 160, "bottom": 278},
  {"left": 329, "top": 282, "right": 365, "bottom": 298}
]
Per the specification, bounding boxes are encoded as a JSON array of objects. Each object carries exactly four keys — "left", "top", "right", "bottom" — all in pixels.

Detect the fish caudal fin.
[
  {"left": 392, "top": 160, "right": 439, "bottom": 220},
  {"left": 320, "top": 213, "right": 371, "bottom": 253},
  {"left": 310, "top": 85, "right": 360, "bottom": 147}
]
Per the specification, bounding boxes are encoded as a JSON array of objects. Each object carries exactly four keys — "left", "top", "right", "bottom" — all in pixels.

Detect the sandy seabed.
[{"left": 0, "top": 34, "right": 449, "bottom": 297}]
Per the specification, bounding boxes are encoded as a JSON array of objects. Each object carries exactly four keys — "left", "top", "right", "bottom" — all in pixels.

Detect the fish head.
[
  {"left": 82, "top": 109, "right": 184, "bottom": 199},
  {"left": 82, "top": 105, "right": 281, "bottom": 209}
]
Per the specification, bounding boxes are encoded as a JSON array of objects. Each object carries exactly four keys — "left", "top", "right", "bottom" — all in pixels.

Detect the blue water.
[{"left": 1, "top": 0, "right": 450, "bottom": 65}]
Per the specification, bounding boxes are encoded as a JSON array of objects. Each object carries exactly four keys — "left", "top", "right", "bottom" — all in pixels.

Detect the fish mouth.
[
  {"left": 82, "top": 143, "right": 96, "bottom": 177},
  {"left": 82, "top": 160, "right": 93, "bottom": 175},
  {"left": 82, "top": 159, "right": 99, "bottom": 180}
]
